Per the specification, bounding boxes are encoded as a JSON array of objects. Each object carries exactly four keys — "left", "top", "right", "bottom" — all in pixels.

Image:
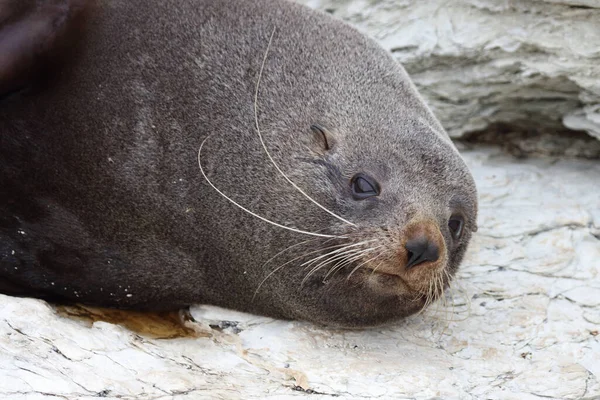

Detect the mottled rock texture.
[
  {"left": 2, "top": 147, "right": 599, "bottom": 399},
  {"left": 298, "top": 0, "right": 600, "bottom": 141}
]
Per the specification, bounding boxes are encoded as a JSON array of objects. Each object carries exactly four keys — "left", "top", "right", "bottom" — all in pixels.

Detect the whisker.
[
  {"left": 316, "top": 246, "right": 384, "bottom": 287},
  {"left": 321, "top": 247, "right": 381, "bottom": 281},
  {"left": 426, "top": 278, "right": 434, "bottom": 310},
  {"left": 346, "top": 250, "right": 384, "bottom": 280},
  {"left": 300, "top": 240, "right": 377, "bottom": 268},
  {"left": 302, "top": 248, "right": 369, "bottom": 285},
  {"left": 415, "top": 277, "right": 434, "bottom": 317},
  {"left": 436, "top": 269, "right": 472, "bottom": 322},
  {"left": 259, "top": 237, "right": 324, "bottom": 270},
  {"left": 326, "top": 252, "right": 370, "bottom": 279},
  {"left": 252, "top": 240, "right": 353, "bottom": 300},
  {"left": 434, "top": 271, "right": 443, "bottom": 317},
  {"left": 443, "top": 270, "right": 454, "bottom": 331},
  {"left": 305, "top": 245, "right": 378, "bottom": 280},
  {"left": 197, "top": 135, "right": 342, "bottom": 238},
  {"left": 426, "top": 269, "right": 474, "bottom": 324},
  {"left": 253, "top": 27, "right": 356, "bottom": 228},
  {"left": 300, "top": 244, "right": 366, "bottom": 277},
  {"left": 369, "top": 259, "right": 386, "bottom": 277},
  {"left": 304, "top": 246, "right": 366, "bottom": 272}
]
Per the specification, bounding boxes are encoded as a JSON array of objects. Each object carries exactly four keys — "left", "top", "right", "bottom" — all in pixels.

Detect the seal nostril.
[{"left": 405, "top": 237, "right": 440, "bottom": 270}]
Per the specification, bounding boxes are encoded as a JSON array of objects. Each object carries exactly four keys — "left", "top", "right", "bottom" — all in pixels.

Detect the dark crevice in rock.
[
  {"left": 292, "top": 386, "right": 341, "bottom": 396},
  {"left": 565, "top": 5, "right": 596, "bottom": 10},
  {"left": 456, "top": 123, "right": 600, "bottom": 159}
]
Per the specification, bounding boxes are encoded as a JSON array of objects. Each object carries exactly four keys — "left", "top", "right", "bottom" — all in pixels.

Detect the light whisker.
[
  {"left": 321, "top": 247, "right": 381, "bottom": 281},
  {"left": 346, "top": 250, "right": 384, "bottom": 280},
  {"left": 300, "top": 240, "right": 377, "bottom": 268},
  {"left": 197, "top": 135, "right": 342, "bottom": 238},
  {"left": 302, "top": 248, "right": 370, "bottom": 285},
  {"left": 253, "top": 27, "right": 356, "bottom": 227},
  {"left": 252, "top": 241, "right": 353, "bottom": 300}
]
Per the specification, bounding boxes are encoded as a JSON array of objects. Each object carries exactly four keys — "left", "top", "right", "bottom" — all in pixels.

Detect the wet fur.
[{"left": 0, "top": 0, "right": 477, "bottom": 327}]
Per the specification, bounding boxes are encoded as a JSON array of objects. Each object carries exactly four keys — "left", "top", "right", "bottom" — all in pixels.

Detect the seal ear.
[
  {"left": 309, "top": 124, "right": 337, "bottom": 155},
  {"left": 0, "top": 0, "right": 89, "bottom": 97}
]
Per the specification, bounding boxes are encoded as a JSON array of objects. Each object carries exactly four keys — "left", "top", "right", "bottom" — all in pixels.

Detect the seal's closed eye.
[
  {"left": 310, "top": 124, "right": 335, "bottom": 152},
  {"left": 448, "top": 215, "right": 465, "bottom": 240}
]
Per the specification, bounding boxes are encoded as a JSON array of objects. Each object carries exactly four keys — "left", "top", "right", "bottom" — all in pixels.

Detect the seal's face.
[
  {"left": 266, "top": 116, "right": 478, "bottom": 327},
  {"left": 226, "top": 14, "right": 479, "bottom": 327}
]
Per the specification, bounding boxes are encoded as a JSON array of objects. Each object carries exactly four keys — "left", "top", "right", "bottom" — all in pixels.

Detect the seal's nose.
[{"left": 405, "top": 236, "right": 440, "bottom": 269}]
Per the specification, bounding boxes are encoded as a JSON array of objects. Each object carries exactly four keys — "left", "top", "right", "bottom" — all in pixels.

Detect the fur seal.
[{"left": 0, "top": 0, "right": 478, "bottom": 327}]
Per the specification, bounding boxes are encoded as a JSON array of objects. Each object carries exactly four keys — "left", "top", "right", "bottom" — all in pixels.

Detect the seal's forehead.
[{"left": 336, "top": 112, "right": 458, "bottom": 167}]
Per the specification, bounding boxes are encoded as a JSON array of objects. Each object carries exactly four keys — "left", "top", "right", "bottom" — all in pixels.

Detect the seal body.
[{"left": 0, "top": 0, "right": 477, "bottom": 327}]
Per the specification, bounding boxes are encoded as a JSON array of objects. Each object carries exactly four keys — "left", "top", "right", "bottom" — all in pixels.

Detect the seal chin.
[{"left": 359, "top": 261, "right": 448, "bottom": 298}]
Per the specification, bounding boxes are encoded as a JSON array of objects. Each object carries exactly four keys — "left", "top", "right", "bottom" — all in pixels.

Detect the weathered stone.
[{"left": 298, "top": 0, "right": 600, "bottom": 141}]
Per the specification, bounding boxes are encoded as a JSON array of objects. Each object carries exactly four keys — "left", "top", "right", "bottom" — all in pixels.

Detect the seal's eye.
[
  {"left": 448, "top": 215, "right": 464, "bottom": 240},
  {"left": 351, "top": 173, "right": 380, "bottom": 200},
  {"left": 310, "top": 124, "right": 333, "bottom": 151}
]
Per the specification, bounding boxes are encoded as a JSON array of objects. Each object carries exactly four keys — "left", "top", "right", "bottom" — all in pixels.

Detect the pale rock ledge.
[{"left": 297, "top": 0, "right": 600, "bottom": 141}]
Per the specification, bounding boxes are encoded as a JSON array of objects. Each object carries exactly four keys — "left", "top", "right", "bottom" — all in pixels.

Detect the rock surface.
[
  {"left": 2, "top": 145, "right": 599, "bottom": 399},
  {"left": 297, "top": 0, "right": 600, "bottom": 141}
]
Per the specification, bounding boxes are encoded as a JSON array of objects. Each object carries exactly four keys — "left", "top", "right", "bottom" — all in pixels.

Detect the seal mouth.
[
  {"left": 363, "top": 267, "right": 409, "bottom": 285},
  {"left": 365, "top": 259, "right": 440, "bottom": 279},
  {"left": 366, "top": 268, "right": 401, "bottom": 278},
  {"left": 357, "top": 265, "right": 412, "bottom": 296},
  {"left": 352, "top": 247, "right": 451, "bottom": 304}
]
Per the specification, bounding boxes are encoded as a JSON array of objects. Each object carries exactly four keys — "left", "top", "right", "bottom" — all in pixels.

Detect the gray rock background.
[{"left": 298, "top": 0, "right": 600, "bottom": 141}]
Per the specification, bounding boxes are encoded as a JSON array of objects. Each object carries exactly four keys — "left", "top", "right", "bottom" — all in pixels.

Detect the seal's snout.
[
  {"left": 400, "top": 220, "right": 446, "bottom": 273},
  {"left": 405, "top": 236, "right": 440, "bottom": 270}
]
